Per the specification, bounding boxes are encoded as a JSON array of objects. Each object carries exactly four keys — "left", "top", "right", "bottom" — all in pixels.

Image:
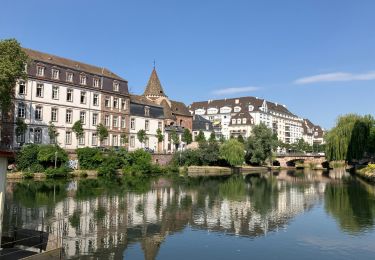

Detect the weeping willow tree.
[{"left": 325, "top": 114, "right": 374, "bottom": 162}]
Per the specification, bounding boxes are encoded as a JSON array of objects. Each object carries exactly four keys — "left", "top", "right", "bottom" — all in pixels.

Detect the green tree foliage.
[
  {"left": 48, "top": 121, "right": 59, "bottom": 144},
  {"left": 195, "top": 130, "right": 206, "bottom": 146},
  {"left": 72, "top": 120, "right": 84, "bottom": 141},
  {"left": 0, "top": 39, "right": 28, "bottom": 113},
  {"left": 16, "top": 144, "right": 40, "bottom": 171},
  {"left": 156, "top": 128, "right": 164, "bottom": 143},
  {"left": 182, "top": 128, "right": 193, "bottom": 145},
  {"left": 245, "top": 123, "right": 278, "bottom": 165},
  {"left": 325, "top": 114, "right": 374, "bottom": 161},
  {"left": 219, "top": 135, "right": 226, "bottom": 144},
  {"left": 96, "top": 123, "right": 108, "bottom": 142},
  {"left": 292, "top": 138, "right": 312, "bottom": 153},
  {"left": 120, "top": 133, "right": 128, "bottom": 145},
  {"left": 209, "top": 132, "right": 217, "bottom": 144},
  {"left": 170, "top": 129, "right": 180, "bottom": 150},
  {"left": 137, "top": 129, "right": 146, "bottom": 146},
  {"left": 123, "top": 149, "right": 154, "bottom": 176},
  {"left": 237, "top": 134, "right": 245, "bottom": 143},
  {"left": 76, "top": 147, "right": 103, "bottom": 169},
  {"left": 37, "top": 145, "right": 68, "bottom": 167},
  {"left": 172, "top": 142, "right": 222, "bottom": 166},
  {"left": 219, "top": 139, "right": 245, "bottom": 166}
]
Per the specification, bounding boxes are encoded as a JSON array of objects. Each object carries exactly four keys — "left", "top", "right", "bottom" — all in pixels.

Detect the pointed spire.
[{"left": 143, "top": 68, "right": 167, "bottom": 97}]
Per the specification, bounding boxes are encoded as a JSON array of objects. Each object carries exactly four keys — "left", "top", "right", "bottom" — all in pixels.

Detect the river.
[{"left": 2, "top": 168, "right": 375, "bottom": 259}]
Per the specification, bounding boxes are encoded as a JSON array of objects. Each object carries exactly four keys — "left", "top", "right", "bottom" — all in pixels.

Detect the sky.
[{"left": 1, "top": 0, "right": 374, "bottom": 128}]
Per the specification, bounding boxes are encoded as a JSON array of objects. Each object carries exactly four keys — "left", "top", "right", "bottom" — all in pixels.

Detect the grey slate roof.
[{"left": 193, "top": 115, "right": 213, "bottom": 131}]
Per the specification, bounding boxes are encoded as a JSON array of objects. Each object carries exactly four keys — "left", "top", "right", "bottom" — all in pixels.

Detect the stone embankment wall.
[{"left": 152, "top": 154, "right": 173, "bottom": 166}]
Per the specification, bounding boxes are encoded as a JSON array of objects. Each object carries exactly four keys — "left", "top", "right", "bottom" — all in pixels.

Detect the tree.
[
  {"left": 15, "top": 118, "right": 27, "bottom": 144},
  {"left": 219, "top": 139, "right": 245, "bottom": 166},
  {"left": 156, "top": 128, "right": 164, "bottom": 153},
  {"left": 170, "top": 129, "right": 180, "bottom": 151},
  {"left": 195, "top": 130, "right": 206, "bottom": 146},
  {"left": 97, "top": 123, "right": 108, "bottom": 143},
  {"left": 72, "top": 120, "right": 84, "bottom": 147},
  {"left": 292, "top": 138, "right": 312, "bottom": 153},
  {"left": 209, "top": 131, "right": 217, "bottom": 144},
  {"left": 325, "top": 114, "right": 374, "bottom": 162},
  {"left": 137, "top": 129, "right": 146, "bottom": 147},
  {"left": 182, "top": 128, "right": 193, "bottom": 145},
  {"left": 0, "top": 39, "right": 28, "bottom": 113},
  {"left": 237, "top": 134, "right": 244, "bottom": 143},
  {"left": 120, "top": 133, "right": 128, "bottom": 146},
  {"left": 245, "top": 123, "right": 278, "bottom": 165},
  {"left": 47, "top": 121, "right": 59, "bottom": 144},
  {"left": 219, "top": 135, "right": 226, "bottom": 144}
]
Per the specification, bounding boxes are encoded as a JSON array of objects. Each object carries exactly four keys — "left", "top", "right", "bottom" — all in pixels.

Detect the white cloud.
[
  {"left": 294, "top": 71, "right": 375, "bottom": 84},
  {"left": 212, "top": 86, "right": 260, "bottom": 95}
]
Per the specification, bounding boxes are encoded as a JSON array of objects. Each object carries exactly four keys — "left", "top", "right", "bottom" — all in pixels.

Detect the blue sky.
[{"left": 1, "top": 0, "right": 374, "bottom": 128}]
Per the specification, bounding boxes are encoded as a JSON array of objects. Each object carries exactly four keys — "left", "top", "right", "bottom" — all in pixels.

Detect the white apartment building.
[
  {"left": 128, "top": 95, "right": 164, "bottom": 152},
  {"left": 190, "top": 97, "right": 306, "bottom": 144},
  {"left": 1, "top": 48, "right": 130, "bottom": 150}
]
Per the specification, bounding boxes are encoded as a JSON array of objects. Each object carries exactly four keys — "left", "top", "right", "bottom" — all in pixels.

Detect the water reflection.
[{"left": 2, "top": 168, "right": 375, "bottom": 259}]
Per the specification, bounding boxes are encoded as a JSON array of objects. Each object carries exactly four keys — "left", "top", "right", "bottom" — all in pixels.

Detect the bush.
[
  {"left": 77, "top": 147, "right": 103, "bottom": 169},
  {"left": 123, "top": 149, "right": 154, "bottom": 176},
  {"left": 98, "top": 156, "right": 120, "bottom": 177},
  {"left": 16, "top": 144, "right": 39, "bottom": 171},
  {"left": 28, "top": 163, "right": 45, "bottom": 173},
  {"left": 45, "top": 166, "right": 71, "bottom": 178},
  {"left": 37, "top": 145, "right": 68, "bottom": 168},
  {"left": 220, "top": 139, "right": 245, "bottom": 166},
  {"left": 172, "top": 143, "right": 222, "bottom": 166}
]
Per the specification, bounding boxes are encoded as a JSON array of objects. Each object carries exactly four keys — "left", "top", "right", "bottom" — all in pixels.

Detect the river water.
[{"left": 2, "top": 168, "right": 375, "bottom": 259}]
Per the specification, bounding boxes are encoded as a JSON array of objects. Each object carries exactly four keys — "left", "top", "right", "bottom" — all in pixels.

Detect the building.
[
  {"left": 302, "top": 119, "right": 325, "bottom": 146},
  {"left": 0, "top": 48, "right": 130, "bottom": 150},
  {"left": 192, "top": 115, "right": 214, "bottom": 141},
  {"left": 129, "top": 95, "right": 164, "bottom": 152},
  {"left": 190, "top": 96, "right": 304, "bottom": 144}
]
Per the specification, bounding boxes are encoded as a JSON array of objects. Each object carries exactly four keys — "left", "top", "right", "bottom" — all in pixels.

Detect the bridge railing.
[{"left": 275, "top": 152, "right": 325, "bottom": 157}]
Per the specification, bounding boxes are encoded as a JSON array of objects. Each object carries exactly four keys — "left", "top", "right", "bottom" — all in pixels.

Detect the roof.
[
  {"left": 143, "top": 68, "right": 167, "bottom": 97},
  {"left": 130, "top": 95, "right": 163, "bottom": 108},
  {"left": 193, "top": 115, "right": 214, "bottom": 131},
  {"left": 23, "top": 48, "right": 126, "bottom": 81},
  {"left": 229, "top": 112, "right": 254, "bottom": 125},
  {"left": 170, "top": 100, "right": 192, "bottom": 117},
  {"left": 190, "top": 96, "right": 297, "bottom": 117}
]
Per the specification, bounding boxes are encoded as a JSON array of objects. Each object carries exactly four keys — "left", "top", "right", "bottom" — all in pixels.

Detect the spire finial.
[{"left": 153, "top": 59, "right": 156, "bottom": 69}]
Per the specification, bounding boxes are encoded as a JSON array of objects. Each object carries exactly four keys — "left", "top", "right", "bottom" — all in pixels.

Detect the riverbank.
[{"left": 356, "top": 164, "right": 375, "bottom": 183}]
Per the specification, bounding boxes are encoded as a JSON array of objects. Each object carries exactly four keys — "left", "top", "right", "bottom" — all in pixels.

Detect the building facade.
[{"left": 1, "top": 48, "right": 130, "bottom": 150}]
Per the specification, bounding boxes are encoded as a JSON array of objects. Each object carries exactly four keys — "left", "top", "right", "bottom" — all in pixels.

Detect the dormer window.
[
  {"left": 232, "top": 119, "right": 236, "bottom": 124},
  {"left": 66, "top": 72, "right": 73, "bottom": 82},
  {"left": 237, "top": 119, "right": 241, "bottom": 124},
  {"left": 36, "top": 65, "right": 45, "bottom": 77},
  {"left": 243, "top": 118, "right": 247, "bottom": 124},
  {"left": 144, "top": 106, "right": 150, "bottom": 116},
  {"left": 113, "top": 82, "right": 119, "bottom": 92},
  {"left": 52, "top": 69, "right": 59, "bottom": 80},
  {"left": 80, "top": 75, "right": 87, "bottom": 85},
  {"left": 93, "top": 78, "right": 100, "bottom": 87},
  {"left": 235, "top": 99, "right": 239, "bottom": 104}
]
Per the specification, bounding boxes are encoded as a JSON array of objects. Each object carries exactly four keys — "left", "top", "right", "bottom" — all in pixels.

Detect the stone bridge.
[{"left": 275, "top": 154, "right": 328, "bottom": 168}]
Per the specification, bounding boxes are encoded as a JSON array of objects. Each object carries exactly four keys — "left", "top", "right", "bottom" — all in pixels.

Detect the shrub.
[
  {"left": 98, "top": 156, "right": 120, "bottom": 177},
  {"left": 77, "top": 147, "right": 103, "bottom": 169},
  {"left": 37, "top": 145, "right": 68, "bottom": 168},
  {"left": 28, "top": 163, "right": 45, "bottom": 173},
  {"left": 45, "top": 166, "right": 71, "bottom": 178},
  {"left": 16, "top": 144, "right": 39, "bottom": 171},
  {"left": 172, "top": 143, "right": 222, "bottom": 166},
  {"left": 22, "top": 172, "right": 34, "bottom": 179},
  {"left": 220, "top": 139, "right": 245, "bottom": 166},
  {"left": 123, "top": 149, "right": 153, "bottom": 176}
]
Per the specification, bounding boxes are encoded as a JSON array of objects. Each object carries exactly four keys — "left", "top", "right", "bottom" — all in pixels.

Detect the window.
[
  {"left": 66, "top": 72, "right": 73, "bottom": 82},
  {"left": 113, "top": 82, "right": 119, "bottom": 91},
  {"left": 66, "top": 110, "right": 72, "bottom": 123},
  {"left": 92, "top": 113, "right": 98, "bottom": 126},
  {"left": 102, "top": 137, "right": 108, "bottom": 146},
  {"left": 80, "top": 111, "right": 86, "bottom": 124},
  {"left": 52, "top": 86, "right": 59, "bottom": 99},
  {"left": 145, "top": 137, "right": 149, "bottom": 148},
  {"left": 67, "top": 89, "right": 73, "bottom": 102},
  {"left": 130, "top": 136, "right": 135, "bottom": 147},
  {"left": 80, "top": 75, "right": 87, "bottom": 85},
  {"left": 34, "top": 128, "right": 42, "bottom": 143},
  {"left": 92, "top": 133, "right": 98, "bottom": 146},
  {"left": 93, "top": 78, "right": 100, "bottom": 87},
  {"left": 145, "top": 120, "right": 149, "bottom": 131},
  {"left": 121, "top": 100, "right": 128, "bottom": 110},
  {"left": 35, "top": 106, "right": 42, "bottom": 120},
  {"left": 36, "top": 83, "right": 43, "bottom": 97},
  {"left": 17, "top": 132, "right": 25, "bottom": 143},
  {"left": 130, "top": 118, "right": 135, "bottom": 130},
  {"left": 52, "top": 69, "right": 59, "bottom": 80},
  {"left": 112, "top": 135, "right": 118, "bottom": 146},
  {"left": 36, "top": 66, "right": 45, "bottom": 77},
  {"left": 18, "top": 103, "right": 25, "bottom": 118},
  {"left": 19, "top": 81, "right": 26, "bottom": 95},
  {"left": 78, "top": 135, "right": 85, "bottom": 145},
  {"left": 232, "top": 119, "right": 236, "bottom": 124},
  {"left": 93, "top": 94, "right": 99, "bottom": 106},
  {"left": 105, "top": 115, "right": 110, "bottom": 127},
  {"left": 158, "top": 121, "right": 162, "bottom": 130},
  {"left": 144, "top": 106, "right": 150, "bottom": 116},
  {"left": 113, "top": 116, "right": 118, "bottom": 127},
  {"left": 51, "top": 108, "right": 58, "bottom": 122},
  {"left": 65, "top": 131, "right": 72, "bottom": 145},
  {"left": 105, "top": 96, "right": 110, "bottom": 108},
  {"left": 121, "top": 117, "right": 126, "bottom": 128},
  {"left": 80, "top": 91, "right": 86, "bottom": 104},
  {"left": 113, "top": 98, "right": 118, "bottom": 109}
]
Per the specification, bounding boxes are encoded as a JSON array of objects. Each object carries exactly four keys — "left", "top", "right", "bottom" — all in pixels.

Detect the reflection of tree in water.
[
  {"left": 249, "top": 176, "right": 279, "bottom": 217},
  {"left": 325, "top": 179, "right": 375, "bottom": 234}
]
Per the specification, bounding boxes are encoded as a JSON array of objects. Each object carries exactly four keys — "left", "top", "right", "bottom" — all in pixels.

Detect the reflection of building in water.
[{"left": 4, "top": 174, "right": 332, "bottom": 259}]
